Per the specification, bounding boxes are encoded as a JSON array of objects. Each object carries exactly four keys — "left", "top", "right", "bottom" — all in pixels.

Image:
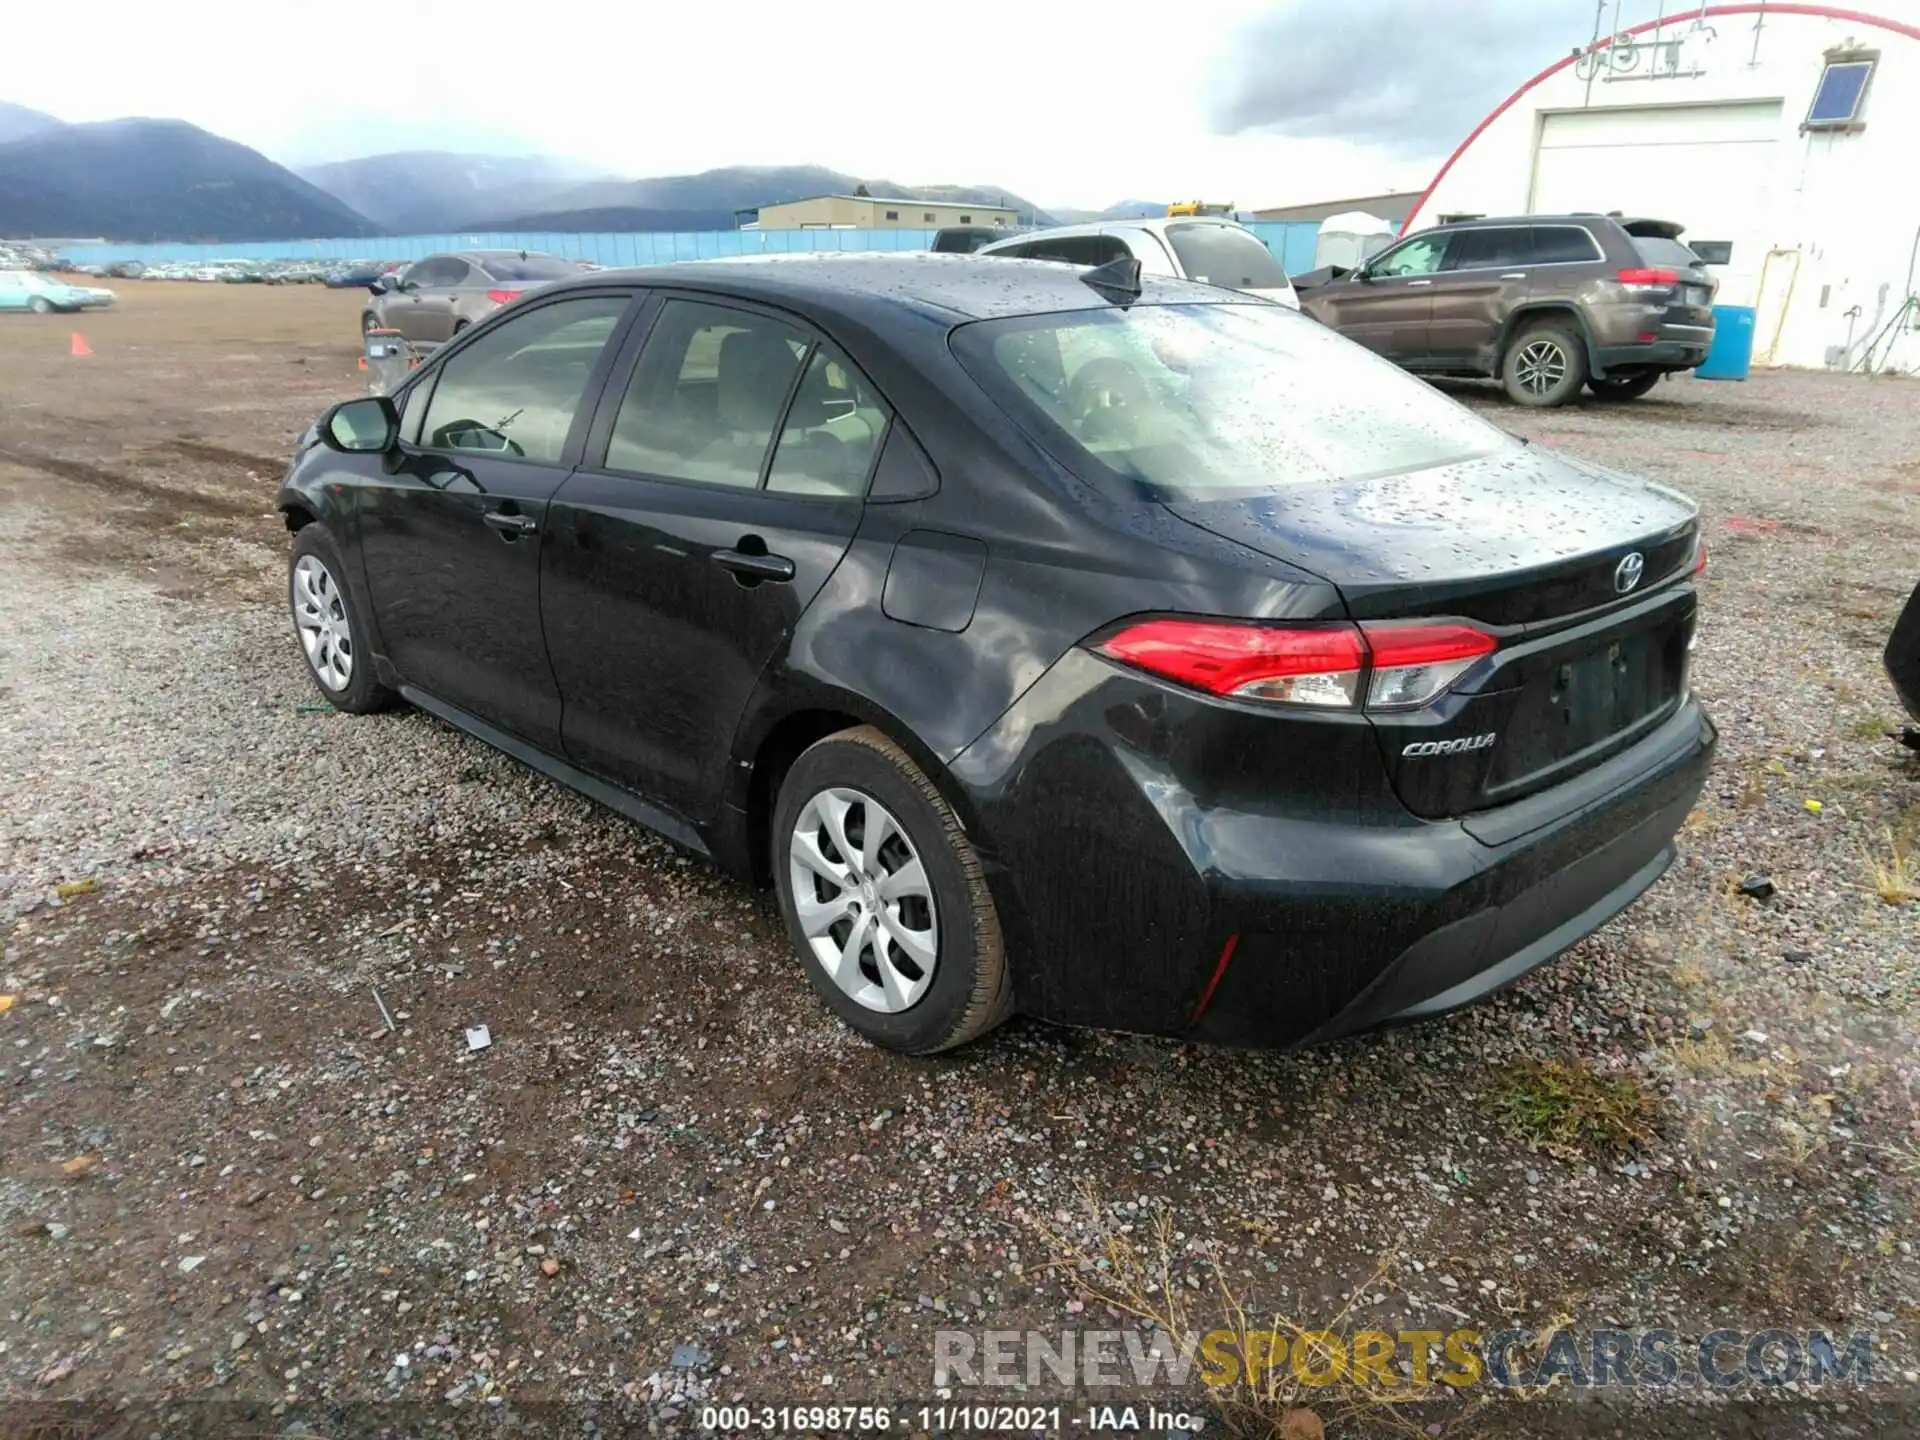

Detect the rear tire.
[
  {"left": 1587, "top": 372, "right": 1662, "bottom": 402},
  {"left": 772, "top": 726, "right": 1010, "bottom": 1054},
  {"left": 361, "top": 312, "right": 380, "bottom": 334},
  {"left": 1501, "top": 323, "right": 1587, "bottom": 407}
]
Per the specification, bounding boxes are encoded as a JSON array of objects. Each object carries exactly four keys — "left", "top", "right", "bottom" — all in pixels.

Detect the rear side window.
[
  {"left": 417, "top": 296, "right": 629, "bottom": 462},
  {"left": 606, "top": 300, "right": 810, "bottom": 488},
  {"left": 1630, "top": 236, "right": 1704, "bottom": 270},
  {"left": 482, "top": 255, "right": 579, "bottom": 282},
  {"left": 766, "top": 346, "right": 892, "bottom": 497},
  {"left": 1163, "top": 225, "right": 1288, "bottom": 288},
  {"left": 1442, "top": 227, "right": 1531, "bottom": 270},
  {"left": 1024, "top": 235, "right": 1131, "bottom": 266},
  {"left": 1529, "top": 226, "right": 1603, "bottom": 264}
]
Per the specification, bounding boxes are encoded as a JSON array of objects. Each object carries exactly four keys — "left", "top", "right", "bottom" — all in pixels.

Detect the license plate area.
[{"left": 1486, "top": 621, "right": 1687, "bottom": 794}]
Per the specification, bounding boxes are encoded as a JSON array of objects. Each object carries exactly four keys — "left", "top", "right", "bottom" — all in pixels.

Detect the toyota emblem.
[{"left": 1614, "top": 552, "right": 1645, "bottom": 594}]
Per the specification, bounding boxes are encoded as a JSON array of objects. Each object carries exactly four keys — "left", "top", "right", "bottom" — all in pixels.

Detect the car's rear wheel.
[
  {"left": 361, "top": 312, "right": 380, "bottom": 334},
  {"left": 773, "top": 726, "right": 1010, "bottom": 1053},
  {"left": 288, "top": 526, "right": 393, "bottom": 714},
  {"left": 1587, "top": 372, "right": 1662, "bottom": 402},
  {"left": 1501, "top": 323, "right": 1587, "bottom": 407}
]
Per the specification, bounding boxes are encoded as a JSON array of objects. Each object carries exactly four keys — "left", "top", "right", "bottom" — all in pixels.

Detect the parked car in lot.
[
  {"left": 0, "top": 269, "right": 115, "bottom": 312},
  {"left": 281, "top": 254, "right": 1712, "bottom": 1054},
  {"left": 1887, "top": 582, "right": 1920, "bottom": 721},
  {"left": 977, "top": 217, "right": 1299, "bottom": 307},
  {"left": 1295, "top": 214, "right": 1716, "bottom": 406},
  {"left": 362, "top": 250, "right": 581, "bottom": 346}
]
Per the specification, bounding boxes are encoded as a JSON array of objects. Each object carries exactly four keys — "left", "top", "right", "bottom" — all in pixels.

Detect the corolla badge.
[
  {"left": 1614, "top": 552, "right": 1645, "bottom": 594},
  {"left": 1402, "top": 733, "right": 1496, "bottom": 757}
]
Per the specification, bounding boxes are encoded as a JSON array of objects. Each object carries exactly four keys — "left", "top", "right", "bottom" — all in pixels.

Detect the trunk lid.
[{"left": 1166, "top": 447, "right": 1700, "bottom": 819}]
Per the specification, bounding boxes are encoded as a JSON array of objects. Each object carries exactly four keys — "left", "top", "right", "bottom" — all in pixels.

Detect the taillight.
[
  {"left": 1362, "top": 622, "right": 1499, "bottom": 711},
  {"left": 1617, "top": 267, "right": 1678, "bottom": 290},
  {"left": 1693, "top": 535, "right": 1708, "bottom": 576},
  {"left": 487, "top": 288, "right": 522, "bottom": 304},
  {"left": 1094, "top": 620, "right": 1366, "bottom": 708},
  {"left": 1093, "top": 619, "right": 1494, "bottom": 712}
]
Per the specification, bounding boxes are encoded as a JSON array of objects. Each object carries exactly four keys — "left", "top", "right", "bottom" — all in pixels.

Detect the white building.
[{"left": 1403, "top": 2, "right": 1920, "bottom": 372}]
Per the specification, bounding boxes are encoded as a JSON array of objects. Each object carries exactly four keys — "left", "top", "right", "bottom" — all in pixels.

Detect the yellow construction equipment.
[{"left": 1166, "top": 201, "right": 1235, "bottom": 218}]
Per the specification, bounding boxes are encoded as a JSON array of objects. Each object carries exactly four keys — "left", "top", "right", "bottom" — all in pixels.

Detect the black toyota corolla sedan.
[{"left": 278, "top": 252, "right": 1715, "bottom": 1054}]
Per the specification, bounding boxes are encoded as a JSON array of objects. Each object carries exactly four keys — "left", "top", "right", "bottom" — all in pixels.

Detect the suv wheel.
[
  {"left": 1587, "top": 372, "right": 1662, "bottom": 402},
  {"left": 772, "top": 726, "right": 1010, "bottom": 1054},
  {"left": 1501, "top": 323, "right": 1587, "bottom": 407}
]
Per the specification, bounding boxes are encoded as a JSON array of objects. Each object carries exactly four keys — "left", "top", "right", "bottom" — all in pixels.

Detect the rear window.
[
  {"left": 1163, "top": 224, "right": 1289, "bottom": 290},
  {"left": 480, "top": 255, "right": 580, "bottom": 282},
  {"left": 1630, "top": 236, "right": 1704, "bottom": 270},
  {"left": 951, "top": 302, "right": 1509, "bottom": 500}
]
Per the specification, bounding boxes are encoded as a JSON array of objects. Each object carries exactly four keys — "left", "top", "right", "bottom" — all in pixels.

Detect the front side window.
[
  {"left": 1370, "top": 234, "right": 1450, "bottom": 277},
  {"left": 416, "top": 296, "right": 629, "bottom": 463},
  {"left": 606, "top": 300, "right": 810, "bottom": 488},
  {"left": 953, "top": 302, "right": 1510, "bottom": 500}
]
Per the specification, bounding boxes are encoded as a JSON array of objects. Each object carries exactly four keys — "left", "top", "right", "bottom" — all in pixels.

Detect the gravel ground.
[{"left": 2, "top": 288, "right": 1918, "bottom": 1438}]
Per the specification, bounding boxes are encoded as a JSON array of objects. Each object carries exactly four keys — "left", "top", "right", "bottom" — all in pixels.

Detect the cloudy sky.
[{"left": 8, "top": 0, "right": 1602, "bottom": 207}]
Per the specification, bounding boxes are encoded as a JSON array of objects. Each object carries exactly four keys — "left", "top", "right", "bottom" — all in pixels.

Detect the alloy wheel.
[
  {"left": 788, "top": 786, "right": 938, "bottom": 1013},
  {"left": 292, "top": 554, "right": 354, "bottom": 691},
  {"left": 1514, "top": 340, "right": 1568, "bottom": 397}
]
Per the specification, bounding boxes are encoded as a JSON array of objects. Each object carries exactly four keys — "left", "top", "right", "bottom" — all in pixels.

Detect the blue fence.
[{"left": 61, "top": 221, "right": 1324, "bottom": 275}]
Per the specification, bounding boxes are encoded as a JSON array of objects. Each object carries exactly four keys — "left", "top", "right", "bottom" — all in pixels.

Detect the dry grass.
[
  {"left": 1491, "top": 1058, "right": 1662, "bottom": 1161},
  {"left": 1860, "top": 829, "right": 1919, "bottom": 905},
  {"left": 1030, "top": 1190, "right": 1463, "bottom": 1439}
]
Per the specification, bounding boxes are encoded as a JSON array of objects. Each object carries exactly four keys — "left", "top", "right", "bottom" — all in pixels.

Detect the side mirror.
[{"left": 321, "top": 396, "right": 398, "bottom": 453}]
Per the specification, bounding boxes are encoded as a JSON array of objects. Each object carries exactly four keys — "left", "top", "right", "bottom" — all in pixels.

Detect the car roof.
[
  {"left": 533, "top": 251, "right": 1242, "bottom": 322},
  {"left": 983, "top": 216, "right": 1252, "bottom": 246}
]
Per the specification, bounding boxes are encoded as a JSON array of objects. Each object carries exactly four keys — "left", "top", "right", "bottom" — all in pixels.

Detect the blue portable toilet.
[{"left": 1696, "top": 305, "right": 1756, "bottom": 381}]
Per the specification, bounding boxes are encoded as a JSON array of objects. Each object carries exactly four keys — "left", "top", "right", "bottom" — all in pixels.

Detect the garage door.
[{"left": 1529, "top": 101, "right": 1782, "bottom": 246}]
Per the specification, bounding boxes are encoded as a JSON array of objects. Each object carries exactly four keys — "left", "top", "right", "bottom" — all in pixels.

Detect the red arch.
[{"left": 1399, "top": 3, "right": 1920, "bottom": 234}]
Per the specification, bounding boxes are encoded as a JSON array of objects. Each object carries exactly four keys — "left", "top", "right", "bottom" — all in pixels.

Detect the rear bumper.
[
  {"left": 1594, "top": 340, "right": 1710, "bottom": 375},
  {"left": 951, "top": 652, "right": 1715, "bottom": 1048}
]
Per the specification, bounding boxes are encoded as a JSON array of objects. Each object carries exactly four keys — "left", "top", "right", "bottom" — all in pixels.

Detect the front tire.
[
  {"left": 772, "top": 726, "right": 1010, "bottom": 1053},
  {"left": 1587, "top": 372, "right": 1662, "bottom": 402},
  {"left": 1501, "top": 323, "right": 1587, "bottom": 407},
  {"left": 288, "top": 526, "right": 393, "bottom": 714},
  {"left": 28, "top": 296, "right": 52, "bottom": 314}
]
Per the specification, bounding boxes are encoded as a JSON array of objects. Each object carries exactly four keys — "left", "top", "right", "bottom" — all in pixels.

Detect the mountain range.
[{"left": 0, "top": 101, "right": 1164, "bottom": 243}]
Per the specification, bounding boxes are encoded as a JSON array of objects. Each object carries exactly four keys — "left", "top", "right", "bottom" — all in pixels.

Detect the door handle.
[
  {"left": 1407, "top": 279, "right": 1433, "bottom": 287},
  {"left": 712, "top": 547, "right": 795, "bottom": 583},
  {"left": 483, "top": 509, "right": 537, "bottom": 537},
  {"left": 1500, "top": 272, "right": 1529, "bottom": 279}
]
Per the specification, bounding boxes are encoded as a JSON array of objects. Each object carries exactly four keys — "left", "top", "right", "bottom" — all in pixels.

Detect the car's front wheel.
[
  {"left": 288, "top": 526, "right": 393, "bottom": 714},
  {"left": 1587, "top": 372, "right": 1663, "bottom": 402},
  {"left": 28, "top": 296, "right": 52, "bottom": 314},
  {"left": 1501, "top": 323, "right": 1587, "bottom": 407},
  {"left": 772, "top": 726, "right": 1010, "bottom": 1053}
]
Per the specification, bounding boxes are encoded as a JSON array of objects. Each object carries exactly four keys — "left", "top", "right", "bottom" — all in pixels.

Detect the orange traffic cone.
[{"left": 70, "top": 333, "right": 91, "bottom": 357}]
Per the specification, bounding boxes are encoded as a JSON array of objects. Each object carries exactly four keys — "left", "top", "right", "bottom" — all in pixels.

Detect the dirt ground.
[{"left": 2, "top": 282, "right": 1918, "bottom": 1439}]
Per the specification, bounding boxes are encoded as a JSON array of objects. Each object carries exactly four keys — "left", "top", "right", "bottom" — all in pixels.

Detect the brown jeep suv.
[{"left": 1298, "top": 215, "right": 1716, "bottom": 406}]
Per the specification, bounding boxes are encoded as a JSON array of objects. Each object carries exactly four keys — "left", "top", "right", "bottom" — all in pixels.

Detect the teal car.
[{"left": 0, "top": 270, "right": 116, "bottom": 313}]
